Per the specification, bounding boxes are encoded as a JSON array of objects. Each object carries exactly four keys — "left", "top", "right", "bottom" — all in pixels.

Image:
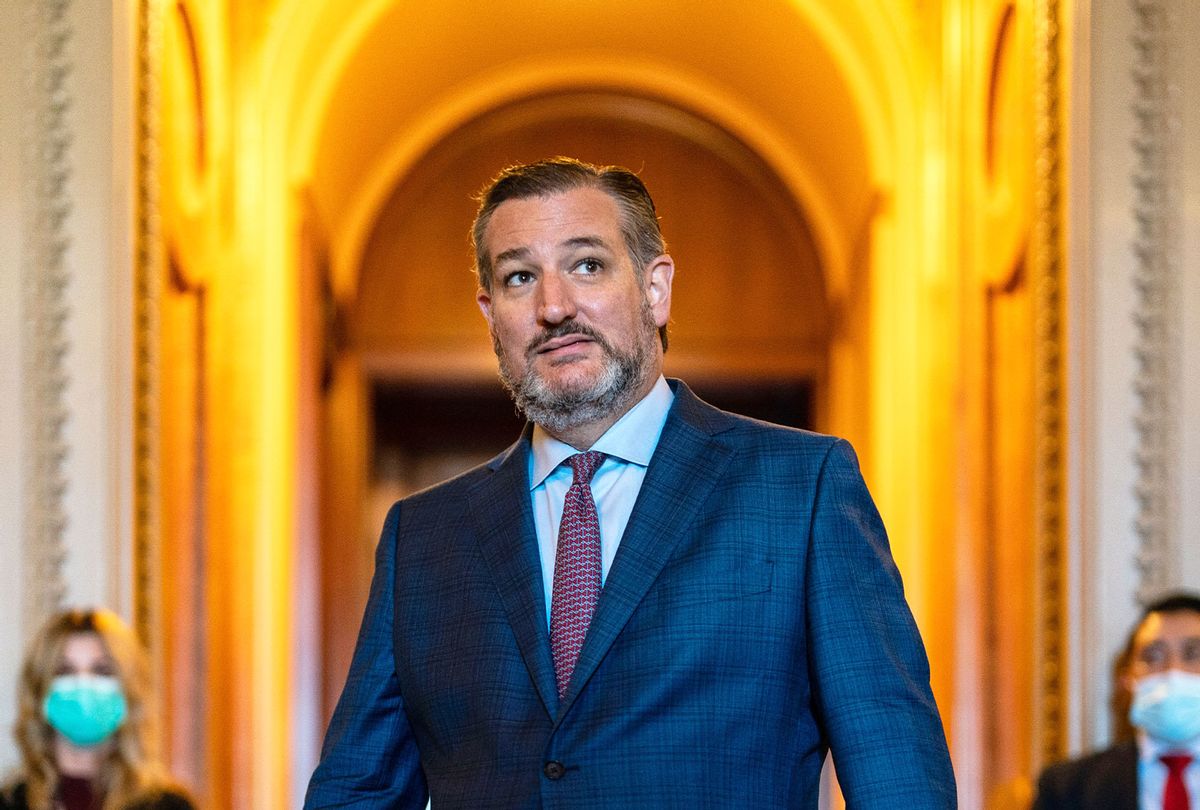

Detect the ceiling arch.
[
  {"left": 326, "top": 59, "right": 851, "bottom": 304},
  {"left": 261, "top": 0, "right": 916, "bottom": 305},
  {"left": 350, "top": 90, "right": 831, "bottom": 383}
]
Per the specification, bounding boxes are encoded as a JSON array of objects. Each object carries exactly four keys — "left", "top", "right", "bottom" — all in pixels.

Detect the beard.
[{"left": 493, "top": 301, "right": 657, "bottom": 436}]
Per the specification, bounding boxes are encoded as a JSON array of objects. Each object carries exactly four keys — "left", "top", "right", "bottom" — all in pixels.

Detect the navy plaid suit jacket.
[{"left": 305, "top": 380, "right": 956, "bottom": 808}]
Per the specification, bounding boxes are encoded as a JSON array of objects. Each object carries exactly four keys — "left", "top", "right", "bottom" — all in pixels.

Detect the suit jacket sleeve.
[
  {"left": 304, "top": 503, "right": 428, "bottom": 809},
  {"left": 806, "top": 439, "right": 957, "bottom": 808}
]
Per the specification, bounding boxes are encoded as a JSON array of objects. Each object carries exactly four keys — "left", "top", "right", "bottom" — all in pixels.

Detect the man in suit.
[
  {"left": 304, "top": 157, "right": 956, "bottom": 808},
  {"left": 1033, "top": 591, "right": 1200, "bottom": 810}
]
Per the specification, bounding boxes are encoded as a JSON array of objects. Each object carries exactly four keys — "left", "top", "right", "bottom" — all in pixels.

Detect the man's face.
[
  {"left": 476, "top": 186, "right": 672, "bottom": 435},
  {"left": 1125, "top": 610, "right": 1200, "bottom": 686}
]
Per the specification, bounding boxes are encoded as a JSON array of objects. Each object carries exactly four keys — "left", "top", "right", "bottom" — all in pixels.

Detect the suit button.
[{"left": 543, "top": 761, "right": 566, "bottom": 780}]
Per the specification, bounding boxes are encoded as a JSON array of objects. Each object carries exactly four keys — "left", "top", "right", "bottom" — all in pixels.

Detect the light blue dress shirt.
[
  {"left": 1138, "top": 732, "right": 1200, "bottom": 810},
  {"left": 529, "top": 375, "right": 675, "bottom": 626}
]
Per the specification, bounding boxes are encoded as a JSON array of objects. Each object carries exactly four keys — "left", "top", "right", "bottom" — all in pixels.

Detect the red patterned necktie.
[
  {"left": 550, "top": 451, "right": 605, "bottom": 699},
  {"left": 1162, "top": 754, "right": 1193, "bottom": 810}
]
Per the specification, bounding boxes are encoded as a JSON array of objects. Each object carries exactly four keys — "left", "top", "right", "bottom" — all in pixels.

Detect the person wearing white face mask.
[
  {"left": 1034, "top": 591, "right": 1200, "bottom": 810},
  {"left": 0, "top": 609, "right": 195, "bottom": 810}
]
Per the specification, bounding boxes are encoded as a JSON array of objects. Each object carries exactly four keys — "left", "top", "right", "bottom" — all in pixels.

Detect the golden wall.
[{"left": 143, "top": 1, "right": 1069, "bottom": 807}]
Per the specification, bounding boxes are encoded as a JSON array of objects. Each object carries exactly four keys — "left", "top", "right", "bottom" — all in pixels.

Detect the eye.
[
  {"left": 1140, "top": 641, "right": 1168, "bottom": 668},
  {"left": 503, "top": 270, "right": 535, "bottom": 288},
  {"left": 573, "top": 258, "right": 603, "bottom": 275},
  {"left": 1182, "top": 638, "right": 1200, "bottom": 664}
]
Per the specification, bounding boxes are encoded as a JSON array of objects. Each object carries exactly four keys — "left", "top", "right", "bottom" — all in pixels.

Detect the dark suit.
[
  {"left": 305, "top": 380, "right": 956, "bottom": 808},
  {"left": 1032, "top": 742, "right": 1138, "bottom": 810}
]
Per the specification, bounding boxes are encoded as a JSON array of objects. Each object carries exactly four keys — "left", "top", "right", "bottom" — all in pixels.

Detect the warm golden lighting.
[{"left": 151, "top": 1, "right": 1053, "bottom": 806}]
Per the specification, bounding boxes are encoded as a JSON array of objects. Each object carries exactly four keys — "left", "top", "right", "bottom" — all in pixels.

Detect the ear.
[
  {"left": 476, "top": 288, "right": 494, "bottom": 328},
  {"left": 643, "top": 254, "right": 674, "bottom": 328}
]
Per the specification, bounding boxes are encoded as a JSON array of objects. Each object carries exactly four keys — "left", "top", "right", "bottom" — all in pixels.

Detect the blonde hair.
[{"left": 11, "top": 608, "right": 166, "bottom": 810}]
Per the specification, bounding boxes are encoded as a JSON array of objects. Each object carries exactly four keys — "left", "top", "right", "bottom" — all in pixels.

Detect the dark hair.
[
  {"left": 470, "top": 157, "right": 668, "bottom": 349},
  {"left": 1110, "top": 589, "right": 1200, "bottom": 742},
  {"left": 1141, "top": 591, "right": 1200, "bottom": 617}
]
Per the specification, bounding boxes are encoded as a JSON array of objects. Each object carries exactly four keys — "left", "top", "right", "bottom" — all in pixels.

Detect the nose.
[{"left": 537, "top": 271, "right": 577, "bottom": 326}]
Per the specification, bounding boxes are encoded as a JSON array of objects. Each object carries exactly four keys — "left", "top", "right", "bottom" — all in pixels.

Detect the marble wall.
[
  {"left": 1070, "top": 0, "right": 1200, "bottom": 751},
  {"left": 0, "top": 0, "right": 135, "bottom": 773}
]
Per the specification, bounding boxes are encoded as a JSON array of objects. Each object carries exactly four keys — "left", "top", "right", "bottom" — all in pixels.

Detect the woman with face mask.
[{"left": 0, "top": 609, "right": 196, "bottom": 810}]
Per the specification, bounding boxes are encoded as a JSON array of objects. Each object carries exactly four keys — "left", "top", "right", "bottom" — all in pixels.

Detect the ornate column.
[
  {"left": 16, "top": 0, "right": 74, "bottom": 629},
  {"left": 0, "top": 0, "right": 136, "bottom": 771},
  {"left": 1128, "top": 0, "right": 1186, "bottom": 604}
]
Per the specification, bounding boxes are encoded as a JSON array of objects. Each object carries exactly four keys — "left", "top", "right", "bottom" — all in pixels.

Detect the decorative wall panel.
[
  {"left": 1032, "top": 0, "right": 1069, "bottom": 769},
  {"left": 134, "top": 0, "right": 165, "bottom": 653},
  {"left": 1129, "top": 0, "right": 1183, "bottom": 605},
  {"left": 20, "top": 0, "right": 73, "bottom": 632}
]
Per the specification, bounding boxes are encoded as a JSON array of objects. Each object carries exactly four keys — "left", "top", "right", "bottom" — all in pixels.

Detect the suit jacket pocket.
[{"left": 649, "top": 558, "right": 774, "bottom": 608}]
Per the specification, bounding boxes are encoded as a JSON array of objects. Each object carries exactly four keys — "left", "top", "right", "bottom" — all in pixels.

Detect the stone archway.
[{"left": 145, "top": 1, "right": 1072, "bottom": 806}]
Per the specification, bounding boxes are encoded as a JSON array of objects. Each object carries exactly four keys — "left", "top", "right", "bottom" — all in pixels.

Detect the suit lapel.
[
  {"left": 557, "top": 382, "right": 735, "bottom": 719},
  {"left": 468, "top": 432, "right": 560, "bottom": 718}
]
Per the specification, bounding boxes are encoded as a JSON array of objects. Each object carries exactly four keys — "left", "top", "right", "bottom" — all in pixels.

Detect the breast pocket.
[{"left": 650, "top": 557, "right": 775, "bottom": 608}]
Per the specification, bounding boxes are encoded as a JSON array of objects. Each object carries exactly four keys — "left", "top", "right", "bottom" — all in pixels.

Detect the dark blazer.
[
  {"left": 305, "top": 380, "right": 956, "bottom": 809},
  {"left": 1032, "top": 741, "right": 1139, "bottom": 810},
  {"left": 0, "top": 781, "right": 195, "bottom": 810}
]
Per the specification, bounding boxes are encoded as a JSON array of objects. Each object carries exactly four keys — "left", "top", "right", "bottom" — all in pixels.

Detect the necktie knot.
[
  {"left": 566, "top": 451, "right": 605, "bottom": 484},
  {"left": 1163, "top": 754, "right": 1193, "bottom": 775}
]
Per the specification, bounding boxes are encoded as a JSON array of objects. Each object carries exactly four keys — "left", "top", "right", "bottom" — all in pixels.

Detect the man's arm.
[
  {"left": 806, "top": 439, "right": 957, "bottom": 808},
  {"left": 304, "top": 503, "right": 428, "bottom": 809}
]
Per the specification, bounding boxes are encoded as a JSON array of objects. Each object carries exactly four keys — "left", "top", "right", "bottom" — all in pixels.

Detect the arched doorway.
[
  {"left": 144, "top": 1, "right": 1061, "bottom": 807},
  {"left": 321, "top": 90, "right": 834, "bottom": 719}
]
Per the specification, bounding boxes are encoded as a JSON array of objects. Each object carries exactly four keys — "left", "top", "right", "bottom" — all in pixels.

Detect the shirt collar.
[
  {"left": 1138, "top": 730, "right": 1200, "bottom": 762},
  {"left": 530, "top": 375, "right": 674, "bottom": 489}
]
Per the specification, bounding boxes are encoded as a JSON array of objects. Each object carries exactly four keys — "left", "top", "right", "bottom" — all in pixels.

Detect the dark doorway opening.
[{"left": 370, "top": 377, "right": 815, "bottom": 501}]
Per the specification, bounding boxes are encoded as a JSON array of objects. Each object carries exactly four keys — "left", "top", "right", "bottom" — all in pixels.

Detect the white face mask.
[{"left": 1129, "top": 669, "right": 1200, "bottom": 746}]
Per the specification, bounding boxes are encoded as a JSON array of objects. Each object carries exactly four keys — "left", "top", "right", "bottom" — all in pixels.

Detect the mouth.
[{"left": 534, "top": 333, "right": 594, "bottom": 355}]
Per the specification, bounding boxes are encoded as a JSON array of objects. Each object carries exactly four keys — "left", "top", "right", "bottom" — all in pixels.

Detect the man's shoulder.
[
  {"left": 127, "top": 783, "right": 198, "bottom": 810},
  {"left": 1036, "top": 740, "right": 1138, "bottom": 804},
  {"left": 669, "top": 378, "right": 839, "bottom": 449},
  {"left": 1043, "top": 740, "right": 1137, "bottom": 775},
  {"left": 397, "top": 439, "right": 525, "bottom": 506}
]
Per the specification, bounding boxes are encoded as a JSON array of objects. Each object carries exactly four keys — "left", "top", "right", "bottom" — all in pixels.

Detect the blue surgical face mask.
[
  {"left": 42, "top": 674, "right": 128, "bottom": 747},
  {"left": 1129, "top": 669, "right": 1200, "bottom": 746}
]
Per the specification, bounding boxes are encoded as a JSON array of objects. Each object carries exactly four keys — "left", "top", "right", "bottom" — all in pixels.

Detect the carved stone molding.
[
  {"left": 1129, "top": 0, "right": 1182, "bottom": 605},
  {"left": 134, "top": 0, "right": 164, "bottom": 653},
  {"left": 20, "top": 0, "right": 73, "bottom": 632},
  {"left": 1032, "top": 0, "right": 1069, "bottom": 768}
]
